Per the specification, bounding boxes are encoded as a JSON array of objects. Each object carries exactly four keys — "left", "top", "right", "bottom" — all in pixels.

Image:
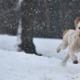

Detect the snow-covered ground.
[{"left": 0, "top": 35, "right": 80, "bottom": 80}]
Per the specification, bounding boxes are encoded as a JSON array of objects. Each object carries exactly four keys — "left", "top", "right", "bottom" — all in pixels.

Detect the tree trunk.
[{"left": 20, "top": 0, "right": 37, "bottom": 54}]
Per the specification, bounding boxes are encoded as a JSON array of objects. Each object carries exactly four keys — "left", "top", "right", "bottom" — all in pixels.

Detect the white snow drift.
[{"left": 0, "top": 35, "right": 80, "bottom": 80}]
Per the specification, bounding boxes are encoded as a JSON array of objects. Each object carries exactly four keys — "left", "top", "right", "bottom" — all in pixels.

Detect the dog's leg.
[
  {"left": 57, "top": 40, "right": 68, "bottom": 53},
  {"left": 61, "top": 53, "right": 70, "bottom": 66},
  {"left": 57, "top": 34, "right": 68, "bottom": 53},
  {"left": 69, "top": 49, "right": 78, "bottom": 64},
  {"left": 57, "top": 43, "right": 62, "bottom": 53},
  {"left": 69, "top": 39, "right": 78, "bottom": 64},
  {"left": 62, "top": 53, "right": 70, "bottom": 63}
]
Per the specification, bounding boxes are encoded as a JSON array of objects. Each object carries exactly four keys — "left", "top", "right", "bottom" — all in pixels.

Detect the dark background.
[
  {"left": 0, "top": 0, "right": 80, "bottom": 38},
  {"left": 1, "top": 0, "right": 80, "bottom": 53}
]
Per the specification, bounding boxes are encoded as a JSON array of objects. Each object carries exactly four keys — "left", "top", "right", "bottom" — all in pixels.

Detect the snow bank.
[
  {"left": 0, "top": 35, "right": 80, "bottom": 80},
  {"left": 0, "top": 35, "right": 68, "bottom": 59},
  {"left": 0, "top": 35, "right": 17, "bottom": 51},
  {"left": 0, "top": 49, "right": 80, "bottom": 80},
  {"left": 33, "top": 38, "right": 68, "bottom": 59}
]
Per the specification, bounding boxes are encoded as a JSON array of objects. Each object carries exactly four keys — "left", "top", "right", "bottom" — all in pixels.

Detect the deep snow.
[{"left": 0, "top": 35, "right": 80, "bottom": 80}]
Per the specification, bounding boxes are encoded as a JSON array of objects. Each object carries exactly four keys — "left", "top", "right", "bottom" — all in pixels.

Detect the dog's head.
[{"left": 74, "top": 17, "right": 80, "bottom": 31}]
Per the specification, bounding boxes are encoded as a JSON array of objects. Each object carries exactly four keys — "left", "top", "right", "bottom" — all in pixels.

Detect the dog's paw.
[
  {"left": 57, "top": 48, "right": 60, "bottom": 53},
  {"left": 61, "top": 62, "right": 67, "bottom": 66},
  {"left": 73, "top": 60, "right": 78, "bottom": 64}
]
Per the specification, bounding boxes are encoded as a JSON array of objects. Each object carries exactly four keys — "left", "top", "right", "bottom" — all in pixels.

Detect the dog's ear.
[
  {"left": 63, "top": 29, "right": 69, "bottom": 37},
  {"left": 74, "top": 17, "right": 80, "bottom": 28}
]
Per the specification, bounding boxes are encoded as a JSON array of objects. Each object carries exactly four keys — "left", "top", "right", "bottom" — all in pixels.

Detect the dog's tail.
[{"left": 62, "top": 29, "right": 69, "bottom": 37}]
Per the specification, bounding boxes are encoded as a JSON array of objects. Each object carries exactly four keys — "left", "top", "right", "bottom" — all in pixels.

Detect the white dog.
[{"left": 57, "top": 17, "right": 80, "bottom": 64}]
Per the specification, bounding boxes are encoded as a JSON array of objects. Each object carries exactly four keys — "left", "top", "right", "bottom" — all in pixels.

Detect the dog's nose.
[{"left": 79, "top": 27, "right": 80, "bottom": 29}]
